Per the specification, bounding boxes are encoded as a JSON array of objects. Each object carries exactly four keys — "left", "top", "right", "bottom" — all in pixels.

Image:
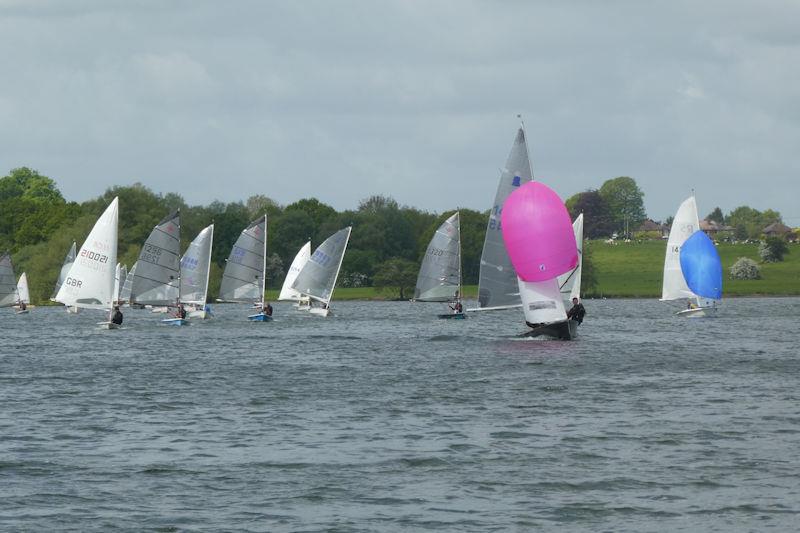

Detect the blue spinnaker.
[{"left": 680, "top": 230, "right": 723, "bottom": 300}]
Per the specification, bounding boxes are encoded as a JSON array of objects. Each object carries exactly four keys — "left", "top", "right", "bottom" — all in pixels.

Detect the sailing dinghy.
[
  {"left": 0, "top": 253, "right": 18, "bottom": 311},
  {"left": 54, "top": 197, "right": 120, "bottom": 329},
  {"left": 51, "top": 241, "right": 79, "bottom": 313},
  {"left": 129, "top": 210, "right": 186, "bottom": 325},
  {"left": 218, "top": 215, "right": 271, "bottom": 321},
  {"left": 279, "top": 241, "right": 312, "bottom": 309},
  {"left": 15, "top": 273, "right": 31, "bottom": 314},
  {"left": 661, "top": 196, "right": 722, "bottom": 317},
  {"left": 291, "top": 227, "right": 351, "bottom": 317},
  {"left": 501, "top": 182, "right": 580, "bottom": 340},
  {"left": 471, "top": 125, "right": 533, "bottom": 312},
  {"left": 414, "top": 212, "right": 465, "bottom": 319},
  {"left": 557, "top": 213, "right": 584, "bottom": 301},
  {"left": 180, "top": 224, "right": 214, "bottom": 319}
]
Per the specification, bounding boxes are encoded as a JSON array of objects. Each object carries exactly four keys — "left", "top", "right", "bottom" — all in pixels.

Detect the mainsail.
[
  {"left": 219, "top": 215, "right": 267, "bottom": 304},
  {"left": 291, "top": 227, "right": 351, "bottom": 305},
  {"left": 661, "top": 196, "right": 699, "bottom": 301},
  {"left": 17, "top": 273, "right": 30, "bottom": 305},
  {"left": 279, "top": 241, "right": 311, "bottom": 301},
  {"left": 54, "top": 197, "right": 119, "bottom": 311},
  {"left": 477, "top": 127, "right": 533, "bottom": 309},
  {"left": 119, "top": 261, "right": 137, "bottom": 304},
  {"left": 180, "top": 224, "right": 214, "bottom": 306},
  {"left": 0, "top": 253, "right": 17, "bottom": 308},
  {"left": 51, "top": 241, "right": 77, "bottom": 300},
  {"left": 130, "top": 210, "right": 181, "bottom": 306},
  {"left": 414, "top": 212, "right": 461, "bottom": 302},
  {"left": 558, "top": 213, "right": 584, "bottom": 301}
]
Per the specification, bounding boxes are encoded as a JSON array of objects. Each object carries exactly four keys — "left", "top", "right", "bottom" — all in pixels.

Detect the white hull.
[
  {"left": 676, "top": 306, "right": 717, "bottom": 318},
  {"left": 149, "top": 306, "right": 169, "bottom": 314},
  {"left": 67, "top": 305, "right": 80, "bottom": 314},
  {"left": 308, "top": 307, "right": 330, "bottom": 317},
  {"left": 187, "top": 309, "right": 210, "bottom": 319},
  {"left": 97, "top": 321, "right": 121, "bottom": 330}
]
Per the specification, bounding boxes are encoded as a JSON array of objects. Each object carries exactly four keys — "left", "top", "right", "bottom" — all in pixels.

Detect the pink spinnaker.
[{"left": 500, "top": 181, "right": 578, "bottom": 282}]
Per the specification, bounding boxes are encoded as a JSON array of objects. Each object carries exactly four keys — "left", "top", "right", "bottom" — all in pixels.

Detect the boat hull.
[
  {"left": 97, "top": 321, "right": 121, "bottom": 330},
  {"left": 308, "top": 307, "right": 330, "bottom": 317},
  {"left": 676, "top": 306, "right": 716, "bottom": 318},
  {"left": 161, "top": 318, "right": 189, "bottom": 326},
  {"left": 187, "top": 309, "right": 211, "bottom": 319},
  {"left": 437, "top": 312, "right": 467, "bottom": 320},
  {"left": 519, "top": 319, "right": 578, "bottom": 340},
  {"left": 247, "top": 313, "right": 273, "bottom": 322}
]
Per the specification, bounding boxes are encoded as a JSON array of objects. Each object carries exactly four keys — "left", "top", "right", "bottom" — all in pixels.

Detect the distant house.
[
  {"left": 763, "top": 222, "right": 795, "bottom": 241},
  {"left": 700, "top": 219, "right": 733, "bottom": 237},
  {"left": 634, "top": 219, "right": 668, "bottom": 239}
]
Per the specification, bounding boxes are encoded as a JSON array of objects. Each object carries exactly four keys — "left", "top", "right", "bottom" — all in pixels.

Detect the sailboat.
[
  {"left": 180, "top": 224, "right": 214, "bottom": 319},
  {"left": 218, "top": 215, "right": 270, "bottom": 321},
  {"left": 472, "top": 125, "right": 533, "bottom": 311},
  {"left": 279, "top": 241, "right": 312, "bottom": 308},
  {"left": 557, "top": 213, "right": 584, "bottom": 301},
  {"left": 501, "top": 181, "right": 580, "bottom": 340},
  {"left": 119, "top": 261, "right": 137, "bottom": 306},
  {"left": 15, "top": 273, "right": 31, "bottom": 314},
  {"left": 54, "top": 197, "right": 120, "bottom": 329},
  {"left": 51, "top": 241, "right": 79, "bottom": 312},
  {"left": 128, "top": 210, "right": 184, "bottom": 325},
  {"left": 0, "top": 253, "right": 18, "bottom": 311},
  {"left": 414, "top": 212, "right": 465, "bottom": 319},
  {"left": 661, "top": 196, "right": 722, "bottom": 317},
  {"left": 290, "top": 226, "right": 352, "bottom": 317}
]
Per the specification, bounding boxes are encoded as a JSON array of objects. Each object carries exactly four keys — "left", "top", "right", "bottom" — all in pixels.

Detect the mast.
[
  {"left": 204, "top": 224, "right": 214, "bottom": 308},
  {"left": 518, "top": 114, "right": 534, "bottom": 181},
  {"left": 176, "top": 209, "right": 182, "bottom": 309},
  {"left": 326, "top": 226, "right": 351, "bottom": 307},
  {"left": 261, "top": 214, "right": 267, "bottom": 306},
  {"left": 457, "top": 211, "right": 462, "bottom": 303}
]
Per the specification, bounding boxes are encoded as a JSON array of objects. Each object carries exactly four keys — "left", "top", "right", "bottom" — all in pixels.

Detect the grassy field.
[
  {"left": 590, "top": 240, "right": 800, "bottom": 297},
  {"left": 264, "top": 240, "right": 798, "bottom": 301}
]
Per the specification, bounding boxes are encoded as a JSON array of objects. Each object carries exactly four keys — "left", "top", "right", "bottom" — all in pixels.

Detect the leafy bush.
[
  {"left": 730, "top": 257, "right": 761, "bottom": 280},
  {"left": 759, "top": 237, "right": 789, "bottom": 263}
]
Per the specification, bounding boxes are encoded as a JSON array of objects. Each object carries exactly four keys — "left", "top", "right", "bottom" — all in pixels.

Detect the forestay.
[
  {"left": 291, "top": 227, "right": 351, "bottom": 305},
  {"left": 16, "top": 273, "right": 30, "bottom": 305},
  {"left": 477, "top": 127, "right": 533, "bottom": 309},
  {"left": 279, "top": 241, "right": 311, "bottom": 301},
  {"left": 51, "top": 241, "right": 77, "bottom": 300},
  {"left": 55, "top": 197, "right": 119, "bottom": 310},
  {"left": 558, "top": 214, "right": 584, "bottom": 301},
  {"left": 130, "top": 210, "right": 181, "bottom": 306},
  {"left": 415, "top": 212, "right": 461, "bottom": 302},
  {"left": 180, "top": 224, "right": 214, "bottom": 306},
  {"left": 219, "top": 215, "right": 267, "bottom": 303},
  {"left": 661, "top": 196, "right": 699, "bottom": 301},
  {"left": 0, "top": 253, "right": 17, "bottom": 308}
]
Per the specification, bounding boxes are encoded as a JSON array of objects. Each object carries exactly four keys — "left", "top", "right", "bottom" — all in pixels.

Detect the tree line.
[{"left": 1, "top": 167, "right": 785, "bottom": 303}]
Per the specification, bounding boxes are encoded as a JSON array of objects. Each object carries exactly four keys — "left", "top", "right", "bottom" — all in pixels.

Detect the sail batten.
[{"left": 477, "top": 127, "right": 533, "bottom": 309}]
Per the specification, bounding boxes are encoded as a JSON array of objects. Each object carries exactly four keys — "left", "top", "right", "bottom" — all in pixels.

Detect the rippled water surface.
[{"left": 2, "top": 297, "right": 799, "bottom": 531}]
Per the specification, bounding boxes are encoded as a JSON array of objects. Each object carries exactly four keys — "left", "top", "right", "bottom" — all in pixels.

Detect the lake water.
[{"left": 2, "top": 297, "right": 799, "bottom": 532}]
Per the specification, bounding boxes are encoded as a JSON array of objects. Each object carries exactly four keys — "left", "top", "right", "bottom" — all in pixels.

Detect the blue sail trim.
[{"left": 680, "top": 230, "right": 723, "bottom": 300}]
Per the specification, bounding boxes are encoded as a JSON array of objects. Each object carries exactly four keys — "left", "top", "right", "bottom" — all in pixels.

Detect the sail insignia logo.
[{"left": 512, "top": 175, "right": 521, "bottom": 187}]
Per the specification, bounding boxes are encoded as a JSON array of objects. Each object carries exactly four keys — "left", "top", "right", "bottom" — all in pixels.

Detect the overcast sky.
[{"left": 1, "top": 0, "right": 798, "bottom": 222}]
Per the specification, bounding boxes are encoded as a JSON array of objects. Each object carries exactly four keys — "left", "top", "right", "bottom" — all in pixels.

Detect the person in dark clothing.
[
  {"left": 449, "top": 300, "right": 463, "bottom": 314},
  {"left": 264, "top": 302, "right": 273, "bottom": 316},
  {"left": 566, "top": 297, "right": 585, "bottom": 324},
  {"left": 111, "top": 306, "right": 123, "bottom": 325},
  {"left": 175, "top": 303, "right": 186, "bottom": 319}
]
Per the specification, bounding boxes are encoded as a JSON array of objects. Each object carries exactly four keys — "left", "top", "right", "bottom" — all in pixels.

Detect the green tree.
[
  {"left": 566, "top": 190, "right": 615, "bottom": 239},
  {"left": 372, "top": 258, "right": 418, "bottom": 299},
  {"left": 706, "top": 207, "right": 725, "bottom": 224},
  {"left": 598, "top": 177, "right": 646, "bottom": 236}
]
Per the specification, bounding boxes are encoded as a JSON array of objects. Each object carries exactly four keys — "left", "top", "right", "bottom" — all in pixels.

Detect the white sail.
[
  {"left": 55, "top": 197, "right": 119, "bottom": 311},
  {"left": 279, "top": 241, "right": 311, "bottom": 301},
  {"left": 130, "top": 210, "right": 181, "bottom": 306},
  {"left": 180, "top": 224, "right": 214, "bottom": 306},
  {"left": 16, "top": 272, "right": 30, "bottom": 304},
  {"left": 558, "top": 213, "right": 584, "bottom": 301},
  {"left": 477, "top": 127, "right": 533, "bottom": 310},
  {"left": 661, "top": 196, "right": 700, "bottom": 301},
  {"left": 415, "top": 212, "right": 461, "bottom": 302},
  {"left": 112, "top": 264, "right": 122, "bottom": 304},
  {"left": 291, "top": 227, "right": 351, "bottom": 306},
  {"left": 219, "top": 215, "right": 267, "bottom": 304},
  {"left": 0, "top": 253, "right": 17, "bottom": 308},
  {"left": 51, "top": 241, "right": 77, "bottom": 300},
  {"left": 518, "top": 277, "right": 568, "bottom": 325},
  {"left": 119, "top": 261, "right": 137, "bottom": 303}
]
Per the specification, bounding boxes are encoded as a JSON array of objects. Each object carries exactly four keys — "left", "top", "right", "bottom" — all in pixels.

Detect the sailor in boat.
[
  {"left": 449, "top": 300, "right": 463, "bottom": 314},
  {"left": 260, "top": 302, "right": 273, "bottom": 316},
  {"left": 686, "top": 299, "right": 698, "bottom": 310},
  {"left": 566, "top": 297, "right": 586, "bottom": 324},
  {"left": 175, "top": 303, "right": 187, "bottom": 319},
  {"left": 19, "top": 301, "right": 27, "bottom": 312},
  {"left": 111, "top": 306, "right": 124, "bottom": 326}
]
